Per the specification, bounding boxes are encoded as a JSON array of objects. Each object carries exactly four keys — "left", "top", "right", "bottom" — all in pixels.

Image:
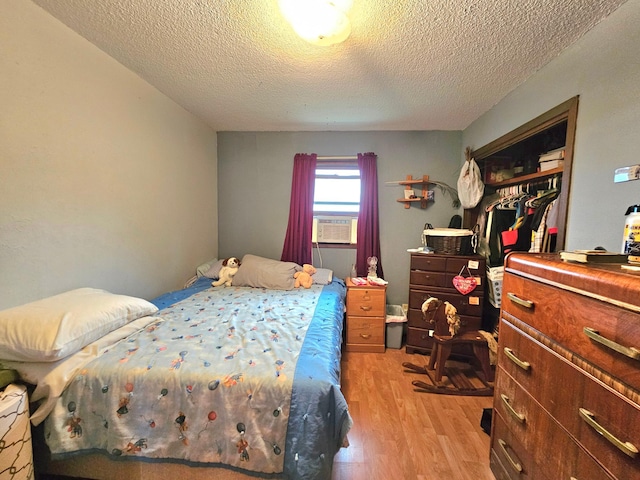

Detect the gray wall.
[
  {"left": 463, "top": 0, "right": 640, "bottom": 252},
  {"left": 217, "top": 131, "right": 462, "bottom": 305},
  {"left": 1, "top": 1, "right": 218, "bottom": 309}
]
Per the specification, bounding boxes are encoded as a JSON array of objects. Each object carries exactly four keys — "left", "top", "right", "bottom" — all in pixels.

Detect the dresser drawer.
[
  {"left": 407, "top": 308, "right": 480, "bottom": 331},
  {"left": 409, "top": 270, "right": 447, "bottom": 288},
  {"left": 346, "top": 316, "right": 384, "bottom": 345},
  {"left": 346, "top": 287, "right": 385, "bottom": 317},
  {"left": 498, "top": 318, "right": 640, "bottom": 479},
  {"left": 408, "top": 271, "right": 484, "bottom": 291},
  {"left": 406, "top": 326, "right": 433, "bottom": 350},
  {"left": 410, "top": 255, "right": 447, "bottom": 271},
  {"left": 409, "top": 289, "right": 483, "bottom": 317},
  {"left": 502, "top": 271, "right": 640, "bottom": 392},
  {"left": 494, "top": 364, "right": 615, "bottom": 480},
  {"left": 491, "top": 411, "right": 540, "bottom": 479},
  {"left": 445, "top": 272, "right": 484, "bottom": 291},
  {"left": 446, "top": 256, "right": 485, "bottom": 274}
]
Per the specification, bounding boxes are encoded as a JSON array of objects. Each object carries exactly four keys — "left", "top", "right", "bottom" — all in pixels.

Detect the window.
[
  {"left": 312, "top": 159, "right": 359, "bottom": 244},
  {"left": 313, "top": 160, "right": 360, "bottom": 214}
]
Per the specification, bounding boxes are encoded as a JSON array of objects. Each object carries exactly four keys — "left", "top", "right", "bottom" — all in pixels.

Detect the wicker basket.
[{"left": 423, "top": 227, "right": 474, "bottom": 255}]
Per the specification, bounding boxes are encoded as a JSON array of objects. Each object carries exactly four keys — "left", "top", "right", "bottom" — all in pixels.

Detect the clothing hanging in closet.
[{"left": 478, "top": 175, "right": 561, "bottom": 267}]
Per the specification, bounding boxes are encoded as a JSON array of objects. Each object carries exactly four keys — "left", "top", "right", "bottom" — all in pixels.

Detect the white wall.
[
  {"left": 463, "top": 0, "right": 640, "bottom": 252},
  {"left": 217, "top": 131, "right": 463, "bottom": 305},
  {"left": 0, "top": 1, "right": 218, "bottom": 309}
]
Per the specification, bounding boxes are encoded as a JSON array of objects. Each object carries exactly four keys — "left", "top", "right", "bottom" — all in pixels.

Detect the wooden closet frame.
[{"left": 463, "top": 96, "right": 579, "bottom": 250}]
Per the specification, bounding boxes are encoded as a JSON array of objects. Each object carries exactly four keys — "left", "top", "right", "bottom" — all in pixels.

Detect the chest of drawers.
[
  {"left": 406, "top": 253, "right": 485, "bottom": 354},
  {"left": 491, "top": 253, "right": 640, "bottom": 480},
  {"left": 345, "top": 278, "right": 387, "bottom": 353}
]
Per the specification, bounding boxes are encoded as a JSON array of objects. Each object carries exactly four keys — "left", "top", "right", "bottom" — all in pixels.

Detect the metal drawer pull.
[
  {"left": 504, "top": 347, "right": 531, "bottom": 371},
  {"left": 583, "top": 327, "right": 640, "bottom": 360},
  {"left": 506, "top": 292, "right": 534, "bottom": 309},
  {"left": 579, "top": 408, "right": 638, "bottom": 458},
  {"left": 359, "top": 305, "right": 372, "bottom": 311},
  {"left": 498, "top": 439, "right": 523, "bottom": 473},
  {"left": 501, "top": 394, "right": 526, "bottom": 424}
]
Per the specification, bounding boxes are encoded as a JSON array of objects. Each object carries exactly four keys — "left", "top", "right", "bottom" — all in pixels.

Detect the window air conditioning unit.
[{"left": 312, "top": 216, "right": 357, "bottom": 244}]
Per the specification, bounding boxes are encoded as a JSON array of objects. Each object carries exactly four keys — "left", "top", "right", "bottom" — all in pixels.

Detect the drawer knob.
[
  {"left": 497, "top": 439, "right": 523, "bottom": 473},
  {"left": 500, "top": 394, "right": 526, "bottom": 424},
  {"left": 506, "top": 292, "right": 534, "bottom": 309},
  {"left": 503, "top": 347, "right": 531, "bottom": 371},
  {"left": 583, "top": 327, "right": 640, "bottom": 360},
  {"left": 579, "top": 408, "right": 638, "bottom": 458},
  {"left": 359, "top": 305, "right": 372, "bottom": 312},
  {"left": 360, "top": 334, "right": 371, "bottom": 339}
]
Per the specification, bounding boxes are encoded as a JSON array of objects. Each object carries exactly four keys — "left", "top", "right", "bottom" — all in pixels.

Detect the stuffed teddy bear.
[
  {"left": 212, "top": 257, "right": 240, "bottom": 287},
  {"left": 294, "top": 264, "right": 316, "bottom": 288}
]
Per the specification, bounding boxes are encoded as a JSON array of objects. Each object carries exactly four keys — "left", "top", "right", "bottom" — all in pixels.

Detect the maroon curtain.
[
  {"left": 356, "top": 152, "right": 384, "bottom": 279},
  {"left": 281, "top": 153, "right": 317, "bottom": 265}
]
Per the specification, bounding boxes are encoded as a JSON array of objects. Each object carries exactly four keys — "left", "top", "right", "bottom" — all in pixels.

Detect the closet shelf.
[{"left": 486, "top": 167, "right": 563, "bottom": 189}]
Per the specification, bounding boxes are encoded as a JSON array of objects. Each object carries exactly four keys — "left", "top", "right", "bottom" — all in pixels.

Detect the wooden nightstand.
[{"left": 345, "top": 278, "right": 387, "bottom": 352}]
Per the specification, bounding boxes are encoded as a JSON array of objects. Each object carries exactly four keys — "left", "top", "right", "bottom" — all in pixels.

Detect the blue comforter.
[{"left": 44, "top": 278, "right": 351, "bottom": 479}]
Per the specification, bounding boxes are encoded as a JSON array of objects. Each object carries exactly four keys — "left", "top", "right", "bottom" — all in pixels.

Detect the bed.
[{"left": 0, "top": 255, "right": 351, "bottom": 480}]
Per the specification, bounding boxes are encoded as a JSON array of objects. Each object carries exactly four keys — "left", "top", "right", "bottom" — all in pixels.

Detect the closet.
[{"left": 464, "top": 96, "right": 579, "bottom": 266}]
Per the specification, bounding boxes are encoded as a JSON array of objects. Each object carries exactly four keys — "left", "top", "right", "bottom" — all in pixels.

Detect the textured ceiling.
[{"left": 32, "top": 0, "right": 628, "bottom": 131}]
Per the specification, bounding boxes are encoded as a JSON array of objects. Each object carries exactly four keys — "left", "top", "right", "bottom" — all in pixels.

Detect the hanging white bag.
[{"left": 457, "top": 147, "right": 484, "bottom": 209}]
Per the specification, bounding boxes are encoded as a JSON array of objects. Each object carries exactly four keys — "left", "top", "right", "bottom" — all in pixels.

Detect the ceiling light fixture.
[{"left": 279, "top": 0, "right": 353, "bottom": 46}]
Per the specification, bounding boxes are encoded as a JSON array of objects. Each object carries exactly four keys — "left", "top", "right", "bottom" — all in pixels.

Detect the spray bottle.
[{"left": 622, "top": 205, "right": 640, "bottom": 254}]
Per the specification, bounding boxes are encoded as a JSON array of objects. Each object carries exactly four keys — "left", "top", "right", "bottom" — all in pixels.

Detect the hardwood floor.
[{"left": 332, "top": 348, "right": 494, "bottom": 480}]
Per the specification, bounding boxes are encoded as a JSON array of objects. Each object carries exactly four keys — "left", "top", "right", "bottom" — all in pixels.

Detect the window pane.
[
  {"left": 314, "top": 178, "right": 360, "bottom": 202},
  {"left": 314, "top": 204, "right": 359, "bottom": 213},
  {"left": 316, "top": 168, "right": 360, "bottom": 177},
  {"left": 313, "top": 164, "right": 360, "bottom": 215}
]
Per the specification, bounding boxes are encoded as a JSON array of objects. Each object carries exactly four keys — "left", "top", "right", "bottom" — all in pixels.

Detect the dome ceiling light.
[{"left": 279, "top": 0, "right": 353, "bottom": 46}]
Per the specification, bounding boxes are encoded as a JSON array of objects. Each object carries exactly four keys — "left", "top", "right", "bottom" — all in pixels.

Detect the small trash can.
[{"left": 386, "top": 305, "right": 408, "bottom": 349}]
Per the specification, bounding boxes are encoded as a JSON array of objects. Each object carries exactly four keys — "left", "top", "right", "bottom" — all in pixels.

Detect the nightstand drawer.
[
  {"left": 346, "top": 316, "right": 385, "bottom": 345},
  {"left": 347, "top": 288, "right": 385, "bottom": 317}
]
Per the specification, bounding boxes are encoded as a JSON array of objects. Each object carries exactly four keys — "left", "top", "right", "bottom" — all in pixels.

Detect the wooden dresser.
[
  {"left": 345, "top": 278, "right": 387, "bottom": 353},
  {"left": 406, "top": 253, "right": 485, "bottom": 354},
  {"left": 491, "top": 253, "right": 640, "bottom": 479}
]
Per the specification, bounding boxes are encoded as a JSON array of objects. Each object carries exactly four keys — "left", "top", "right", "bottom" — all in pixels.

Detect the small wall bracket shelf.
[{"left": 396, "top": 175, "right": 433, "bottom": 209}]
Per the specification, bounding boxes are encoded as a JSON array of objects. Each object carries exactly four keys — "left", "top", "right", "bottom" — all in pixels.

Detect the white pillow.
[{"left": 0, "top": 288, "right": 158, "bottom": 362}]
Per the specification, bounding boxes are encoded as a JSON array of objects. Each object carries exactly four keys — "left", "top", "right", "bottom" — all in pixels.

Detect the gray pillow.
[
  {"left": 203, "top": 259, "right": 225, "bottom": 279},
  {"left": 233, "top": 254, "right": 301, "bottom": 290},
  {"left": 312, "top": 268, "right": 333, "bottom": 285}
]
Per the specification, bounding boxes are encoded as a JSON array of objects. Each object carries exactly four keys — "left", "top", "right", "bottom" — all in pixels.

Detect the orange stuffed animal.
[{"left": 294, "top": 264, "right": 316, "bottom": 288}]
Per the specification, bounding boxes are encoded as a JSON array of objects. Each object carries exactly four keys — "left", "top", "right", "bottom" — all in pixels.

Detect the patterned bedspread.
[{"left": 44, "top": 280, "right": 350, "bottom": 479}]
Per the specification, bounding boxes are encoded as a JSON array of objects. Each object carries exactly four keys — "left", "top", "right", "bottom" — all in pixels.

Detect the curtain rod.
[{"left": 316, "top": 155, "right": 357, "bottom": 160}]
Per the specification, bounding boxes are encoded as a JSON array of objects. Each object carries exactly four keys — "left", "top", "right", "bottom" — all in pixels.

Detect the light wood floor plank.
[{"left": 334, "top": 349, "right": 494, "bottom": 480}]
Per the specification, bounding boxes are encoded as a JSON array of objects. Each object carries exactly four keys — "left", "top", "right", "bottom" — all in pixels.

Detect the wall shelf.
[{"left": 396, "top": 175, "right": 433, "bottom": 209}]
